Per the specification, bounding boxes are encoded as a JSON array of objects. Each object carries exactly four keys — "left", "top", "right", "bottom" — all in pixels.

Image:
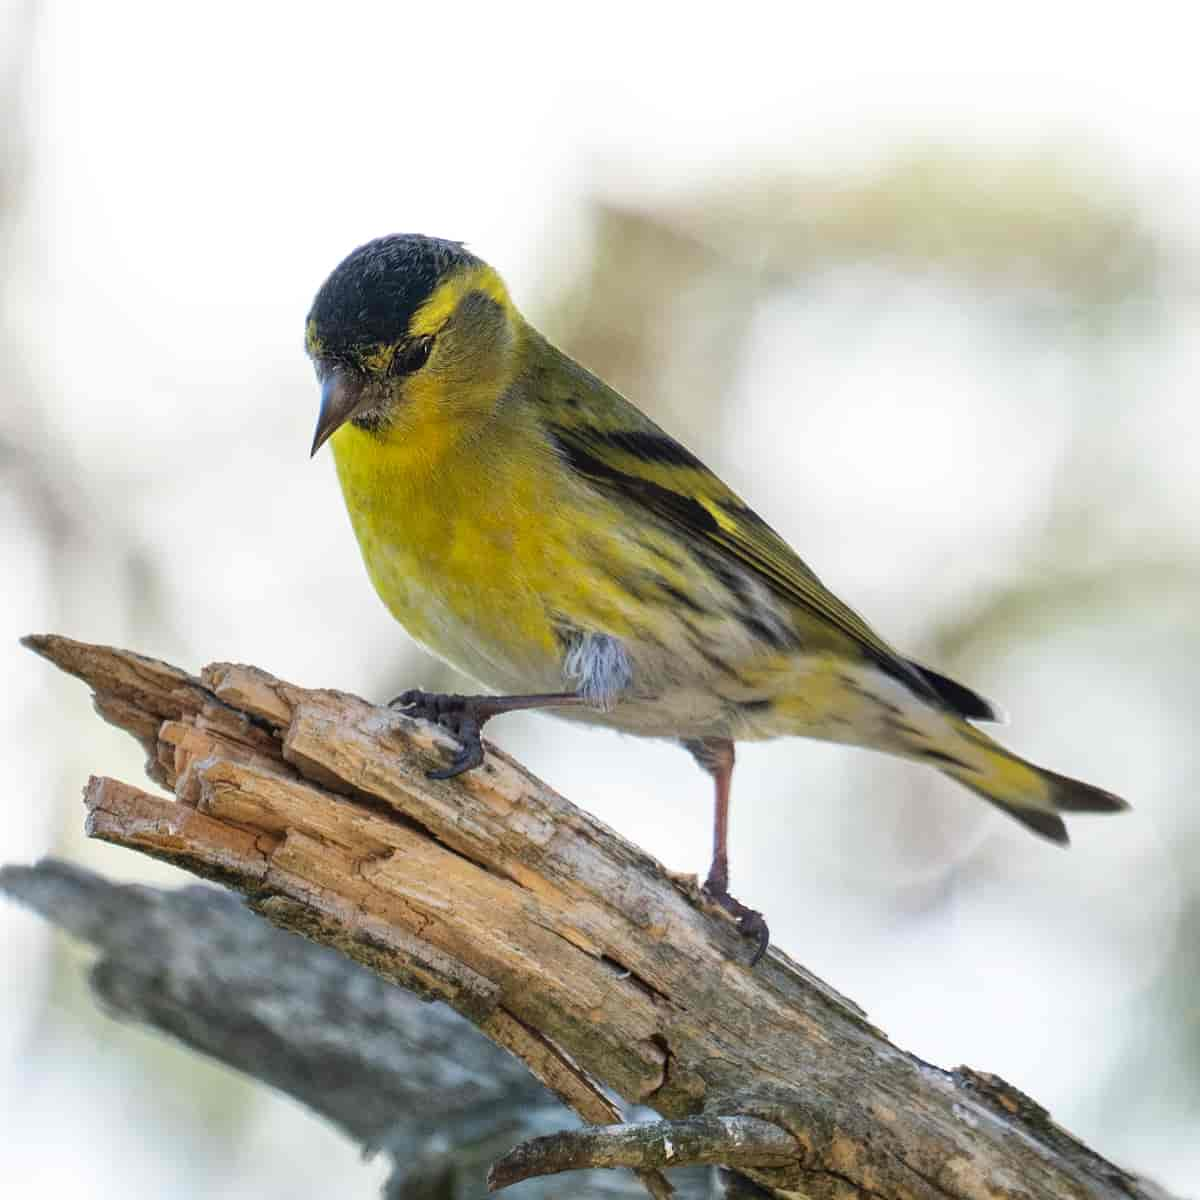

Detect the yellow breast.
[{"left": 329, "top": 416, "right": 611, "bottom": 691}]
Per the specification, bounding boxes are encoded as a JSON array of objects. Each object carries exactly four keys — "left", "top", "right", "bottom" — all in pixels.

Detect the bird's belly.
[
  {"left": 352, "top": 520, "right": 566, "bottom": 695},
  {"left": 352, "top": 518, "right": 745, "bottom": 728},
  {"left": 357, "top": 523, "right": 930, "bottom": 749},
  {"left": 361, "top": 529, "right": 945, "bottom": 754},
  {"left": 559, "top": 652, "right": 947, "bottom": 751}
]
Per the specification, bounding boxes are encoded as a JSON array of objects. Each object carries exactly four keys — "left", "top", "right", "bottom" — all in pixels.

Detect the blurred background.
[{"left": 2, "top": 1, "right": 1198, "bottom": 1195}]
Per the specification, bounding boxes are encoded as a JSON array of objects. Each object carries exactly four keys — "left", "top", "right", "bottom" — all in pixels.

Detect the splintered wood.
[{"left": 23, "top": 634, "right": 1161, "bottom": 1200}]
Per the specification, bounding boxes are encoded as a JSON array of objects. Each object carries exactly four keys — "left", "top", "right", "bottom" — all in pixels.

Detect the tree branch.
[
  {"left": 488, "top": 1118, "right": 797, "bottom": 1191},
  {"left": 12, "top": 634, "right": 1175, "bottom": 1199}
]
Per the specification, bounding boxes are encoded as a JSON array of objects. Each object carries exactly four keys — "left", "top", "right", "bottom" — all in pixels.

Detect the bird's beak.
[{"left": 310, "top": 369, "right": 365, "bottom": 457}]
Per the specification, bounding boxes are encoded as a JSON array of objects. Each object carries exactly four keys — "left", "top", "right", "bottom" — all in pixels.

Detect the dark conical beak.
[{"left": 310, "top": 369, "right": 365, "bottom": 457}]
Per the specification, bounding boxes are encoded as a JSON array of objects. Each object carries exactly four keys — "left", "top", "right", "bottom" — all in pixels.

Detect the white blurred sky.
[{"left": 4, "top": 1, "right": 1200, "bottom": 1196}]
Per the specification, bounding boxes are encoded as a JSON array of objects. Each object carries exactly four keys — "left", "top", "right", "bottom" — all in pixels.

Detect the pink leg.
[{"left": 682, "top": 738, "right": 769, "bottom": 965}]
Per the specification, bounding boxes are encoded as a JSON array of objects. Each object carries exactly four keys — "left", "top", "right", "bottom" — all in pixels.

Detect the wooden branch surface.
[{"left": 19, "top": 634, "right": 1169, "bottom": 1200}]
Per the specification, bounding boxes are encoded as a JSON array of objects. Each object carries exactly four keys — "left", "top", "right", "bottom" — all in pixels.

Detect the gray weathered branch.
[
  {"left": 489, "top": 1117, "right": 797, "bottom": 1191},
  {"left": 9, "top": 634, "right": 1176, "bottom": 1199}
]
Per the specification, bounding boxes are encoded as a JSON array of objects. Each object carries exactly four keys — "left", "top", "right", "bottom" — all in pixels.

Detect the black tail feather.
[
  {"left": 951, "top": 764, "right": 1126, "bottom": 846},
  {"left": 1043, "top": 770, "right": 1129, "bottom": 813},
  {"left": 994, "top": 805, "right": 1070, "bottom": 845},
  {"left": 908, "top": 662, "right": 1001, "bottom": 722}
]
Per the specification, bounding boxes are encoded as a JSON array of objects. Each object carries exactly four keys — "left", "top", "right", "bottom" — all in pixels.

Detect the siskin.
[{"left": 306, "top": 233, "right": 1127, "bottom": 963}]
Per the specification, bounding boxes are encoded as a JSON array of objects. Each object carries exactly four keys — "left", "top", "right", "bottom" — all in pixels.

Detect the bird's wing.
[{"left": 541, "top": 397, "right": 936, "bottom": 699}]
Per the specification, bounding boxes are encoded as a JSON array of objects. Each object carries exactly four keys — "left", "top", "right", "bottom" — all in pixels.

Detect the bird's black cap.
[{"left": 306, "top": 234, "right": 480, "bottom": 360}]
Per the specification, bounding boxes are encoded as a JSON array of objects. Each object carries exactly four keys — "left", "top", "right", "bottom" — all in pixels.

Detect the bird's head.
[{"left": 305, "top": 234, "right": 521, "bottom": 456}]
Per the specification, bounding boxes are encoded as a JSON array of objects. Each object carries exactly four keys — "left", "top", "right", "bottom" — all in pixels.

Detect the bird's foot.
[
  {"left": 702, "top": 879, "right": 770, "bottom": 967},
  {"left": 388, "top": 690, "right": 489, "bottom": 779},
  {"left": 387, "top": 689, "right": 585, "bottom": 780}
]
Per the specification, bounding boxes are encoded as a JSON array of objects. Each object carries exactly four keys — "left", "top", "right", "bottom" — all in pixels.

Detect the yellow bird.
[{"left": 306, "top": 233, "right": 1127, "bottom": 963}]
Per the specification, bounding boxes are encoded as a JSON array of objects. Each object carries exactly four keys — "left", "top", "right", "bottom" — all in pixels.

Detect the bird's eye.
[{"left": 393, "top": 337, "right": 433, "bottom": 375}]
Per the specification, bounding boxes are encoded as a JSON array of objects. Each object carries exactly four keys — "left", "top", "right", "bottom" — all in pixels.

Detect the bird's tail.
[{"left": 933, "top": 722, "right": 1128, "bottom": 844}]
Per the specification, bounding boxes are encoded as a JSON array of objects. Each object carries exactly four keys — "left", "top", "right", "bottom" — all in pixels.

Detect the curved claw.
[
  {"left": 387, "top": 689, "right": 583, "bottom": 779},
  {"left": 702, "top": 883, "right": 771, "bottom": 967},
  {"left": 387, "top": 690, "right": 489, "bottom": 779},
  {"left": 739, "top": 911, "right": 771, "bottom": 968},
  {"left": 426, "top": 729, "right": 485, "bottom": 780}
]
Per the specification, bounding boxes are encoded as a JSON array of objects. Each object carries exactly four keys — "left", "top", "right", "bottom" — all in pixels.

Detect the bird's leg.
[
  {"left": 389, "top": 689, "right": 588, "bottom": 780},
  {"left": 682, "top": 737, "right": 770, "bottom": 965}
]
